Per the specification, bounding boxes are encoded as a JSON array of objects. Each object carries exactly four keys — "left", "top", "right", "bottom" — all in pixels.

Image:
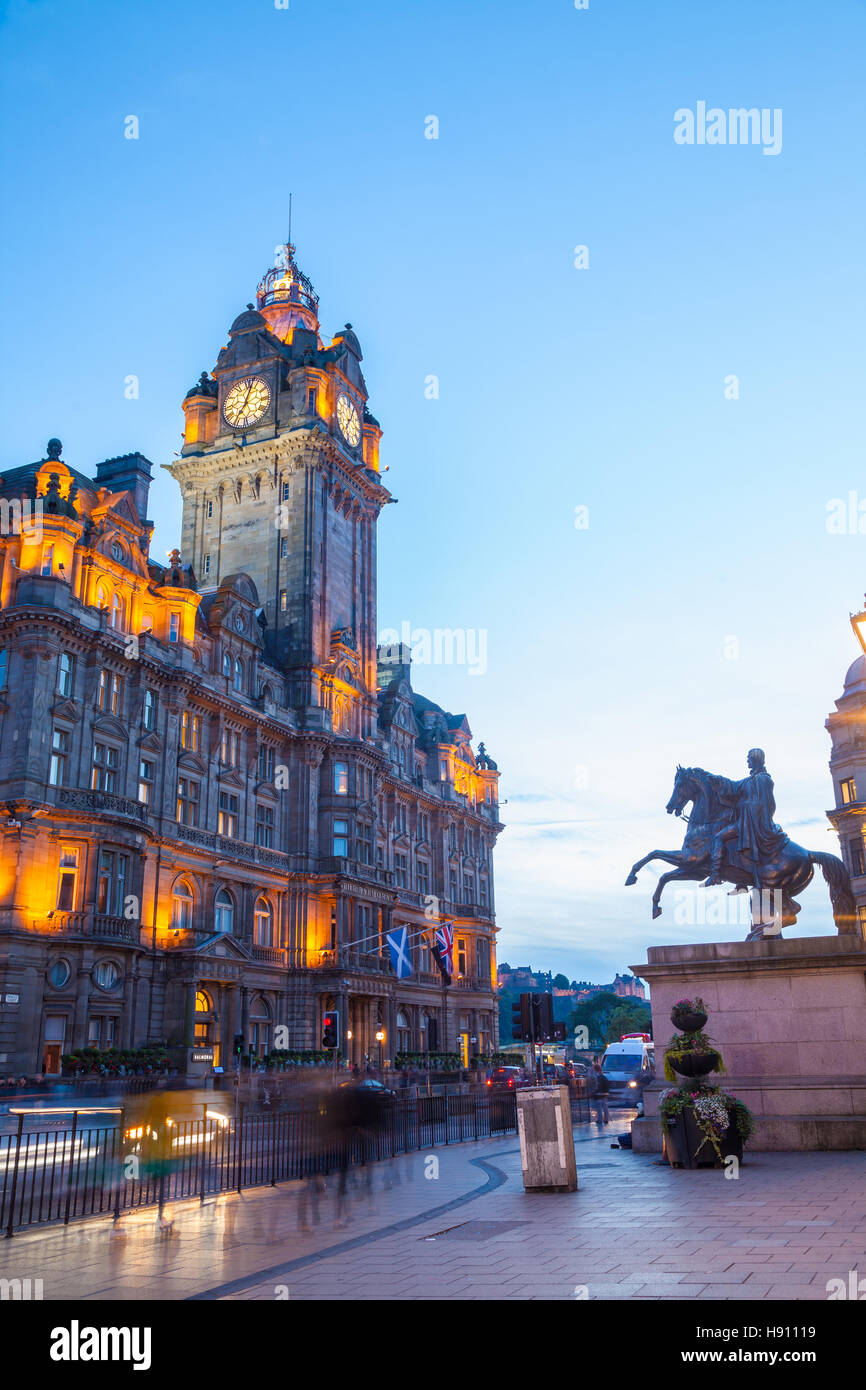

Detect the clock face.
[
  {"left": 223, "top": 376, "right": 271, "bottom": 429},
  {"left": 336, "top": 393, "right": 361, "bottom": 447}
]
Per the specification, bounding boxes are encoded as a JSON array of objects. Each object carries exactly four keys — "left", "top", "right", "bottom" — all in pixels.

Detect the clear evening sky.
[{"left": 2, "top": 0, "right": 864, "bottom": 981}]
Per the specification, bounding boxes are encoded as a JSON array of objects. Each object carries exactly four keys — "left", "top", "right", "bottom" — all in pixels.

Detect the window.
[
  {"left": 48, "top": 958, "right": 71, "bottom": 989},
  {"left": 463, "top": 873, "right": 473, "bottom": 903},
  {"left": 282, "top": 481, "right": 290, "bottom": 502},
  {"left": 0, "top": 650, "right": 7, "bottom": 690},
  {"left": 177, "top": 777, "right": 199, "bottom": 826},
  {"left": 449, "top": 824, "right": 457, "bottom": 851},
  {"left": 477, "top": 936, "right": 489, "bottom": 982},
  {"left": 49, "top": 727, "right": 69, "bottom": 786},
  {"left": 254, "top": 896, "right": 273, "bottom": 947},
  {"left": 56, "top": 847, "right": 79, "bottom": 911},
  {"left": 280, "top": 590, "right": 287, "bottom": 612},
  {"left": 449, "top": 867, "right": 458, "bottom": 902},
  {"left": 418, "top": 812, "right": 429, "bottom": 843},
  {"left": 181, "top": 711, "right": 202, "bottom": 751},
  {"left": 417, "top": 858, "right": 430, "bottom": 896},
  {"left": 357, "top": 821, "right": 373, "bottom": 866},
  {"left": 841, "top": 778, "right": 857, "bottom": 805},
  {"left": 222, "top": 652, "right": 232, "bottom": 678},
  {"left": 849, "top": 838, "right": 865, "bottom": 878},
  {"left": 221, "top": 729, "right": 239, "bottom": 767},
  {"left": 206, "top": 499, "right": 213, "bottom": 519},
  {"left": 250, "top": 997, "right": 271, "bottom": 1055},
  {"left": 143, "top": 689, "right": 155, "bottom": 731},
  {"left": 57, "top": 652, "right": 74, "bottom": 697},
  {"left": 457, "top": 938, "right": 467, "bottom": 977},
  {"left": 395, "top": 802, "right": 407, "bottom": 834},
  {"left": 194, "top": 989, "right": 213, "bottom": 1044},
  {"left": 396, "top": 1010, "right": 410, "bottom": 1053},
  {"left": 233, "top": 658, "right": 243, "bottom": 693},
  {"left": 334, "top": 761, "right": 349, "bottom": 795},
  {"left": 218, "top": 792, "right": 239, "bottom": 837},
  {"left": 171, "top": 880, "right": 194, "bottom": 931},
  {"left": 480, "top": 876, "right": 489, "bottom": 907},
  {"left": 98, "top": 670, "right": 122, "bottom": 715},
  {"left": 258, "top": 745, "right": 275, "bottom": 782},
  {"left": 169, "top": 612, "right": 180, "bottom": 643},
  {"left": 111, "top": 540, "right": 124, "bottom": 562},
  {"left": 333, "top": 818, "right": 349, "bottom": 857},
  {"left": 97, "top": 584, "right": 108, "bottom": 611},
  {"left": 395, "top": 853, "right": 407, "bottom": 888},
  {"left": 255, "top": 802, "right": 274, "bottom": 848},
  {"left": 41, "top": 544, "right": 54, "bottom": 576},
  {"left": 214, "top": 887, "right": 234, "bottom": 935},
  {"left": 280, "top": 537, "right": 288, "bottom": 558},
  {"left": 91, "top": 742, "right": 119, "bottom": 793},
  {"left": 138, "top": 759, "right": 154, "bottom": 805},
  {"left": 204, "top": 554, "right": 211, "bottom": 576},
  {"left": 110, "top": 593, "right": 124, "bottom": 630},
  {"left": 440, "top": 759, "right": 448, "bottom": 782},
  {"left": 97, "top": 851, "right": 129, "bottom": 917}
]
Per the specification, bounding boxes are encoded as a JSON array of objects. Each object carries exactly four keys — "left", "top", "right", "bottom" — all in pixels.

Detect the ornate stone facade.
[
  {"left": 0, "top": 243, "right": 503, "bottom": 1076},
  {"left": 826, "top": 652, "right": 866, "bottom": 939}
]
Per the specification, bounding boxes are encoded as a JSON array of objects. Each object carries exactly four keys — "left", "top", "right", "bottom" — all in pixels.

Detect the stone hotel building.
[{"left": 0, "top": 240, "right": 503, "bottom": 1076}]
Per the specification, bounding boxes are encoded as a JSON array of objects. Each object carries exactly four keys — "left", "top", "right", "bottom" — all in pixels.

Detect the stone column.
[{"left": 183, "top": 978, "right": 197, "bottom": 1048}]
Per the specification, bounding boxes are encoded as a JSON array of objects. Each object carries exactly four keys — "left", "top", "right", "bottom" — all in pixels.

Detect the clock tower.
[{"left": 165, "top": 242, "right": 390, "bottom": 735}]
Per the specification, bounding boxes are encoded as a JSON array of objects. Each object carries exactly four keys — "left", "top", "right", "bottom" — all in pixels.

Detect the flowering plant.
[{"left": 673, "top": 997, "right": 706, "bottom": 1012}]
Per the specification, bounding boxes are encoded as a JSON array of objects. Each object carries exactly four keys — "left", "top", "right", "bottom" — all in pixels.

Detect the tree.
[
  {"left": 566, "top": 992, "right": 621, "bottom": 1049},
  {"left": 552, "top": 973, "right": 570, "bottom": 991},
  {"left": 602, "top": 1002, "right": 653, "bottom": 1046}
]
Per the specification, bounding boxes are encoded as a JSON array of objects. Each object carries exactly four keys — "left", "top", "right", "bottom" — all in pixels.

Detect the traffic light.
[
  {"left": 552, "top": 1021, "right": 567, "bottom": 1042},
  {"left": 322, "top": 1010, "right": 339, "bottom": 1049},
  {"left": 536, "top": 993, "right": 553, "bottom": 1042},
  {"left": 511, "top": 994, "right": 533, "bottom": 1041},
  {"left": 233, "top": 1033, "right": 244, "bottom": 1056}
]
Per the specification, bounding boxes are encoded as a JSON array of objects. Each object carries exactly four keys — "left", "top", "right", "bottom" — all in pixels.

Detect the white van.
[{"left": 600, "top": 1034, "right": 655, "bottom": 1104}]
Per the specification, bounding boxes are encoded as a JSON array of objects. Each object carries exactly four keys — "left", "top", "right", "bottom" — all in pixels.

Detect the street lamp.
[{"left": 850, "top": 600, "right": 866, "bottom": 657}]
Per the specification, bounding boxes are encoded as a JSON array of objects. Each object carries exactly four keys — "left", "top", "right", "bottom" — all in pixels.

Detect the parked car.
[{"left": 486, "top": 1066, "right": 525, "bottom": 1091}]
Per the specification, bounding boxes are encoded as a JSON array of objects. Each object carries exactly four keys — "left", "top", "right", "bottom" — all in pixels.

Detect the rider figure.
[{"left": 704, "top": 748, "right": 785, "bottom": 890}]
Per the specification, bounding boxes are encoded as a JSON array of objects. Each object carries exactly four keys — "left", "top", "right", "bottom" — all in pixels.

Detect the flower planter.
[
  {"left": 669, "top": 1050, "right": 721, "bottom": 1079},
  {"left": 670, "top": 1007, "right": 707, "bottom": 1033},
  {"left": 663, "top": 1108, "right": 743, "bottom": 1169}
]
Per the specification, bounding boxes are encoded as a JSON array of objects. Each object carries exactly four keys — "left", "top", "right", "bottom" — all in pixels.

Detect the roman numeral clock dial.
[{"left": 223, "top": 376, "right": 271, "bottom": 429}]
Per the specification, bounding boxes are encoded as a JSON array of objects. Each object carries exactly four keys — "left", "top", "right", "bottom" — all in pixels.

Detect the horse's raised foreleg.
[
  {"left": 651, "top": 866, "right": 708, "bottom": 920},
  {"left": 625, "top": 851, "right": 684, "bottom": 887}
]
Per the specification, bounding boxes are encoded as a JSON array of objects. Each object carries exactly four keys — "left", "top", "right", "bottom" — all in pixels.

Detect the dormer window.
[{"left": 169, "top": 612, "right": 180, "bottom": 643}]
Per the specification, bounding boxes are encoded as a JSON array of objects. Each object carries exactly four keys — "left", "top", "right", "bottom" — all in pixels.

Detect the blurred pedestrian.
[{"left": 590, "top": 1060, "right": 610, "bottom": 1125}]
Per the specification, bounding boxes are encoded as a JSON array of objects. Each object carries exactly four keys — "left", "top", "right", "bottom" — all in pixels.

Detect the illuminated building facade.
[
  {"left": 0, "top": 242, "right": 503, "bottom": 1076},
  {"left": 826, "top": 651, "right": 866, "bottom": 938}
]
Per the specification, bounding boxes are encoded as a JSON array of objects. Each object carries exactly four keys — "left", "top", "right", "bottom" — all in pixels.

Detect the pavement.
[{"left": 2, "top": 1113, "right": 864, "bottom": 1301}]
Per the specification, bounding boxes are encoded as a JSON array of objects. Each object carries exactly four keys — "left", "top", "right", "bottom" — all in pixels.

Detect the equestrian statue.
[{"left": 625, "top": 749, "right": 857, "bottom": 941}]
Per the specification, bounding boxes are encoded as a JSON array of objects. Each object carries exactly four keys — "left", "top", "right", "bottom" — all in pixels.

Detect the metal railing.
[{"left": 0, "top": 1083, "right": 590, "bottom": 1236}]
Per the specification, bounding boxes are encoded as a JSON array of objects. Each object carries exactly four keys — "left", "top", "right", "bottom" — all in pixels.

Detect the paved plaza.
[{"left": 2, "top": 1117, "right": 864, "bottom": 1301}]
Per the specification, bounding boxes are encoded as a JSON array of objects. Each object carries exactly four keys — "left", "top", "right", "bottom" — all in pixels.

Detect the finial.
[{"left": 46, "top": 438, "right": 62, "bottom": 461}]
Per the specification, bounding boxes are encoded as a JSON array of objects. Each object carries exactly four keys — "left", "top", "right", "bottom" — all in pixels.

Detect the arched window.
[
  {"left": 253, "top": 896, "right": 273, "bottom": 947},
  {"left": 194, "top": 989, "right": 213, "bottom": 1047},
  {"left": 171, "top": 879, "right": 194, "bottom": 931},
  {"left": 250, "top": 995, "right": 271, "bottom": 1056},
  {"left": 110, "top": 593, "right": 124, "bottom": 631},
  {"left": 195, "top": 989, "right": 213, "bottom": 1015},
  {"left": 96, "top": 584, "right": 108, "bottom": 610},
  {"left": 214, "top": 887, "right": 234, "bottom": 935},
  {"left": 396, "top": 1009, "right": 411, "bottom": 1054},
  {"left": 233, "top": 657, "right": 243, "bottom": 693},
  {"left": 222, "top": 651, "right": 232, "bottom": 678}
]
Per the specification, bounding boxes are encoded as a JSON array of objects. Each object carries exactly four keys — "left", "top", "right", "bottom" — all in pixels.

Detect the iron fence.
[{"left": 1, "top": 1082, "right": 590, "bottom": 1236}]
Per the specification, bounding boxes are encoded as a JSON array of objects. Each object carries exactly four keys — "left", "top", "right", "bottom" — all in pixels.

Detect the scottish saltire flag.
[
  {"left": 386, "top": 925, "right": 413, "bottom": 979},
  {"left": 433, "top": 921, "right": 454, "bottom": 982}
]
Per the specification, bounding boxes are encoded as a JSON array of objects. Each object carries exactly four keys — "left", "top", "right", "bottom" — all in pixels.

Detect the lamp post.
[{"left": 850, "top": 601, "right": 866, "bottom": 657}]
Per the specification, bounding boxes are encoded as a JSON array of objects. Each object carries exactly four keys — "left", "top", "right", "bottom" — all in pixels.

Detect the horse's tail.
[{"left": 809, "top": 851, "right": 859, "bottom": 934}]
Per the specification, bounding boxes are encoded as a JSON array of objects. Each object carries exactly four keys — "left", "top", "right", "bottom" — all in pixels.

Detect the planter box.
[{"left": 663, "top": 1108, "right": 743, "bottom": 1169}]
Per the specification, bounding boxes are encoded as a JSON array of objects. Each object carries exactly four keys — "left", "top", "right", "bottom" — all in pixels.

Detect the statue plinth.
[{"left": 631, "top": 931, "right": 866, "bottom": 1152}]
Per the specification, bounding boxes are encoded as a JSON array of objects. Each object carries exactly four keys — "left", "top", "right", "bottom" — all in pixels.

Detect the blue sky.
[{"left": 2, "top": 0, "right": 864, "bottom": 981}]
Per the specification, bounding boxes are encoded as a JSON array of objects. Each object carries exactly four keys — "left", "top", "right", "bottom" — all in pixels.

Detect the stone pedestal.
[{"left": 630, "top": 933, "right": 866, "bottom": 1151}]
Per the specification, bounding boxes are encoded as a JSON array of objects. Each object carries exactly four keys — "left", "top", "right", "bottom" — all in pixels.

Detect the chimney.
[{"left": 94, "top": 453, "right": 153, "bottom": 523}]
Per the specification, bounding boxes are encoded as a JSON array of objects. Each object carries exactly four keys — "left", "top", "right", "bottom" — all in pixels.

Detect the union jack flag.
[{"left": 433, "top": 920, "right": 454, "bottom": 982}]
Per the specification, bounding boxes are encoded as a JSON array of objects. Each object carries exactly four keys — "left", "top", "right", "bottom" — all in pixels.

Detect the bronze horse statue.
[{"left": 625, "top": 762, "right": 856, "bottom": 941}]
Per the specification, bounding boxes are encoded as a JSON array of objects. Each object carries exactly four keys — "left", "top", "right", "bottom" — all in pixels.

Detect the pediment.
[
  {"left": 92, "top": 714, "right": 129, "bottom": 741},
  {"left": 193, "top": 933, "right": 252, "bottom": 960},
  {"left": 254, "top": 782, "right": 279, "bottom": 802},
  {"left": 178, "top": 750, "right": 207, "bottom": 775},
  {"left": 138, "top": 731, "right": 164, "bottom": 754},
  {"left": 93, "top": 492, "right": 142, "bottom": 532},
  {"left": 51, "top": 698, "right": 81, "bottom": 722},
  {"left": 218, "top": 769, "right": 244, "bottom": 790}
]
